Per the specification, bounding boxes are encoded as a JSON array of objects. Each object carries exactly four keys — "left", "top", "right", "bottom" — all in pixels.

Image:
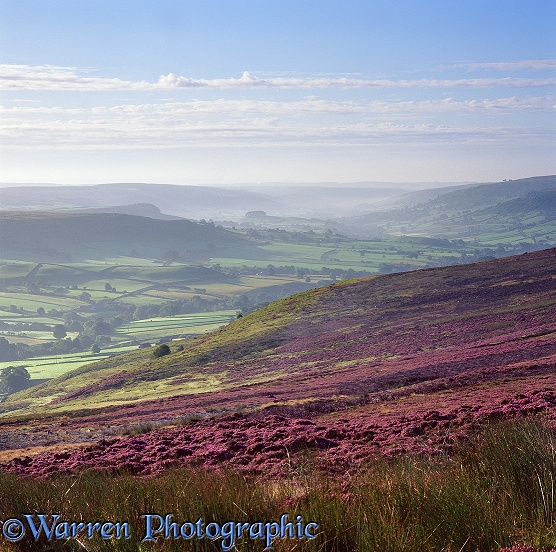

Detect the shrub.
[{"left": 152, "top": 343, "right": 171, "bottom": 358}]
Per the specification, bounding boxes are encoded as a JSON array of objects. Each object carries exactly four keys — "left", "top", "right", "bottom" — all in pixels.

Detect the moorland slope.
[{"left": 1, "top": 248, "right": 555, "bottom": 476}]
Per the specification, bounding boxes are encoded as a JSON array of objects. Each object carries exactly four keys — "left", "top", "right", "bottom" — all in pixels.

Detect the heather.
[
  {"left": 3, "top": 386, "right": 556, "bottom": 478},
  {"left": 1, "top": 418, "right": 555, "bottom": 551}
]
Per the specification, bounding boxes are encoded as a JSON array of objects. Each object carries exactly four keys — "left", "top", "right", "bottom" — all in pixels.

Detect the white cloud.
[
  {"left": 2, "top": 64, "right": 553, "bottom": 158},
  {"left": 157, "top": 72, "right": 556, "bottom": 90},
  {"left": 2, "top": 65, "right": 556, "bottom": 91}
]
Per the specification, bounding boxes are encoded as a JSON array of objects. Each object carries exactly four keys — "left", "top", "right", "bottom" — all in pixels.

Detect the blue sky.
[{"left": 1, "top": 0, "right": 555, "bottom": 185}]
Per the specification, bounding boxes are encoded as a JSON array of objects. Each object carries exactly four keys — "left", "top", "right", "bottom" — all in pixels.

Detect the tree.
[
  {"left": 37, "top": 307, "right": 46, "bottom": 316},
  {"left": 91, "top": 343, "right": 101, "bottom": 354},
  {"left": 152, "top": 344, "right": 171, "bottom": 358},
  {"left": 0, "top": 337, "right": 18, "bottom": 361},
  {"left": 0, "top": 366, "right": 30, "bottom": 394},
  {"left": 53, "top": 324, "right": 67, "bottom": 339},
  {"left": 63, "top": 311, "right": 84, "bottom": 332}
]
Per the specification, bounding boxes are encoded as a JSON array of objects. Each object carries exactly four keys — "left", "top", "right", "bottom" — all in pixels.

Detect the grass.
[
  {"left": 0, "top": 418, "right": 555, "bottom": 551},
  {"left": 0, "top": 262, "right": 36, "bottom": 278}
]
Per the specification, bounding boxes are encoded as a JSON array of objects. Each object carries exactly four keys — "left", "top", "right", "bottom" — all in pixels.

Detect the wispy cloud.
[
  {"left": 2, "top": 96, "right": 553, "bottom": 117},
  {"left": 156, "top": 71, "right": 556, "bottom": 90},
  {"left": 2, "top": 65, "right": 556, "bottom": 91},
  {"left": 0, "top": 64, "right": 149, "bottom": 91},
  {"left": 2, "top": 64, "right": 553, "bottom": 157},
  {"left": 2, "top": 111, "right": 551, "bottom": 151},
  {"left": 456, "top": 60, "right": 556, "bottom": 71}
]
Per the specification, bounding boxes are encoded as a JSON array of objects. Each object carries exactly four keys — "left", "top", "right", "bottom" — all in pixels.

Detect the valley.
[
  {"left": 1, "top": 176, "right": 554, "bottom": 393},
  {"left": 0, "top": 178, "right": 555, "bottom": 551}
]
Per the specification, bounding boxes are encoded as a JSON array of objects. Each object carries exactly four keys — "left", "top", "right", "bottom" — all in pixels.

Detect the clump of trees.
[{"left": 0, "top": 365, "right": 30, "bottom": 394}]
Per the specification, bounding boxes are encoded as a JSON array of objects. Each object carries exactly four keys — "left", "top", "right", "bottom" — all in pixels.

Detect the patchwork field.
[{"left": 0, "top": 311, "right": 236, "bottom": 387}]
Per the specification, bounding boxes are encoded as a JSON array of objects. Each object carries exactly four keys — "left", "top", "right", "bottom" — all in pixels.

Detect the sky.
[{"left": 0, "top": 0, "right": 555, "bottom": 186}]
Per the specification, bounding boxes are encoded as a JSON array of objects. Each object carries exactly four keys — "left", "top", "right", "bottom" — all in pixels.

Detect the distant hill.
[
  {"left": 371, "top": 182, "right": 479, "bottom": 209},
  {"left": 4, "top": 178, "right": 552, "bottom": 223},
  {"left": 428, "top": 175, "right": 556, "bottom": 210},
  {"left": 0, "top": 183, "right": 278, "bottom": 220},
  {"left": 0, "top": 211, "right": 251, "bottom": 262},
  {"left": 335, "top": 175, "right": 556, "bottom": 241},
  {"left": 0, "top": 181, "right": 455, "bottom": 220},
  {"left": 479, "top": 189, "right": 556, "bottom": 216},
  {"left": 71, "top": 203, "right": 183, "bottom": 220}
]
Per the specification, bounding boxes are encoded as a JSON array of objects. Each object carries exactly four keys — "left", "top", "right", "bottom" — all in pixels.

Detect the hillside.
[
  {"left": 429, "top": 175, "right": 556, "bottom": 210},
  {"left": 71, "top": 202, "right": 183, "bottom": 220},
  {"left": 0, "top": 211, "right": 251, "bottom": 261},
  {"left": 480, "top": 190, "right": 556, "bottom": 217},
  {"left": 1, "top": 248, "right": 555, "bottom": 476},
  {"left": 336, "top": 175, "right": 556, "bottom": 242}
]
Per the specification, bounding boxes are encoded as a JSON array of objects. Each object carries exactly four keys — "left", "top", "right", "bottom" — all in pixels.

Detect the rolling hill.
[
  {"left": 0, "top": 211, "right": 252, "bottom": 262},
  {"left": 428, "top": 175, "right": 556, "bottom": 210},
  {"left": 0, "top": 180, "right": 468, "bottom": 219},
  {"left": 1, "top": 247, "right": 555, "bottom": 477},
  {"left": 71, "top": 202, "right": 183, "bottom": 220},
  {"left": 335, "top": 175, "right": 556, "bottom": 242},
  {"left": 480, "top": 189, "right": 556, "bottom": 217}
]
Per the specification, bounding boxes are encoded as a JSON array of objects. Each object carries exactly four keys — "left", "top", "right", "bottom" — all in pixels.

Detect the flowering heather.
[
  {"left": 0, "top": 249, "right": 555, "bottom": 477},
  {"left": 3, "top": 383, "right": 556, "bottom": 478}
]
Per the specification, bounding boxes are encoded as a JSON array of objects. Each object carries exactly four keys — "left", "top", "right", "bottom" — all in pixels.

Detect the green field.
[
  {"left": 116, "top": 311, "right": 236, "bottom": 340},
  {"left": 0, "top": 348, "right": 134, "bottom": 380},
  {"left": 0, "top": 310, "right": 236, "bottom": 382},
  {"left": 0, "top": 262, "right": 36, "bottom": 278},
  {"left": 0, "top": 291, "right": 87, "bottom": 312}
]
